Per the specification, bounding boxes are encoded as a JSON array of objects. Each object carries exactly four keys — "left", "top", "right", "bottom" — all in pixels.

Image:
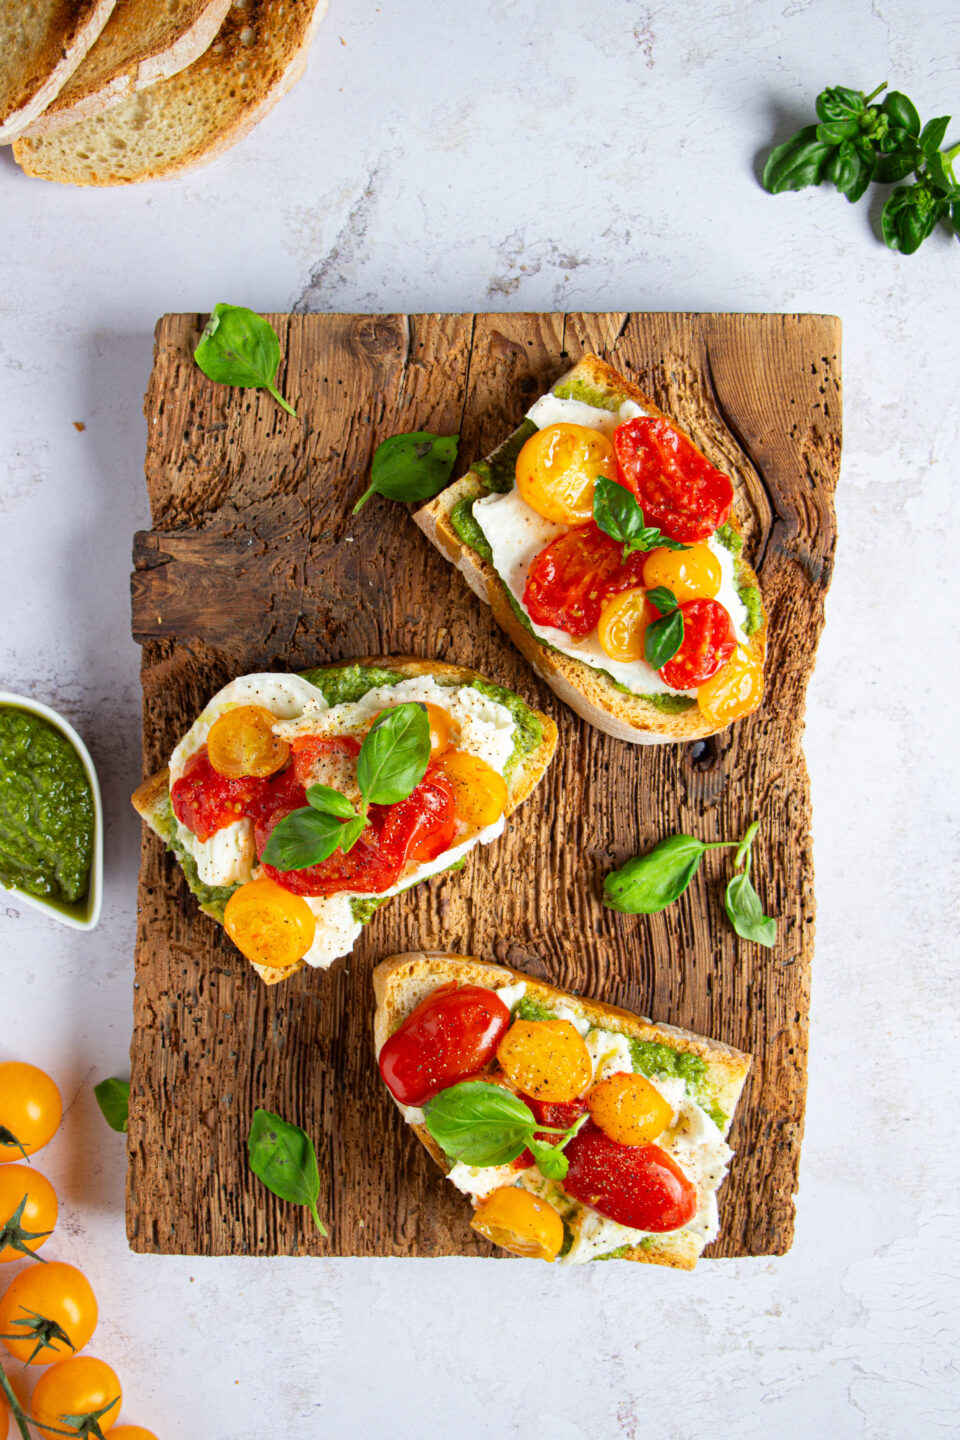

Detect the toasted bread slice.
[
  {"left": 373, "top": 952, "right": 752, "bottom": 1269},
  {"left": 21, "top": 0, "right": 233, "bottom": 136},
  {"left": 414, "top": 354, "right": 767, "bottom": 745},
  {"left": 0, "top": 0, "right": 116, "bottom": 143},
  {"left": 13, "top": 0, "right": 327, "bottom": 184},
  {"left": 132, "top": 657, "right": 557, "bottom": 987}
]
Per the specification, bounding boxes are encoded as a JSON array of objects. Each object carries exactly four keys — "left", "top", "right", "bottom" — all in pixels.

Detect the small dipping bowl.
[{"left": 0, "top": 691, "right": 103, "bottom": 931}]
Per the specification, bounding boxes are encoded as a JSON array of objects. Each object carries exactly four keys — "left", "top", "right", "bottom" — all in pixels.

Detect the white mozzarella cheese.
[{"left": 525, "top": 393, "right": 650, "bottom": 436}]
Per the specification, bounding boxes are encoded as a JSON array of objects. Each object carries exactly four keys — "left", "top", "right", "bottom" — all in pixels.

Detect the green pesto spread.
[
  {"left": 513, "top": 995, "right": 556, "bottom": 1023},
  {"left": 551, "top": 375, "right": 623, "bottom": 411},
  {"left": 469, "top": 419, "right": 537, "bottom": 493},
  {"left": 450, "top": 497, "right": 493, "bottom": 563},
  {"left": 0, "top": 707, "right": 94, "bottom": 907},
  {"left": 156, "top": 791, "right": 238, "bottom": 921},
  {"left": 462, "top": 678, "right": 542, "bottom": 779},
  {"left": 298, "top": 663, "right": 405, "bottom": 706},
  {"left": 713, "top": 524, "right": 763, "bottom": 637},
  {"left": 630, "top": 1039, "right": 726, "bottom": 1130}
]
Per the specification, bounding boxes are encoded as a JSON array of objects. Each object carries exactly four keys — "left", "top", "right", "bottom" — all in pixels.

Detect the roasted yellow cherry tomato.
[
  {"left": 223, "top": 877, "right": 316, "bottom": 970},
  {"left": 516, "top": 423, "right": 615, "bottom": 525},
  {"left": 111, "top": 1429, "right": 160, "bottom": 1440},
  {"left": 642, "top": 543, "right": 722, "bottom": 602},
  {"left": 597, "top": 587, "right": 655, "bottom": 663},
  {"left": 0, "top": 1262, "right": 98, "bottom": 1365},
  {"left": 436, "top": 751, "right": 507, "bottom": 830},
  {"left": 32, "top": 1357, "right": 121, "bottom": 1437},
  {"left": 372, "top": 702, "right": 458, "bottom": 757},
  {"left": 696, "top": 645, "right": 764, "bottom": 726},
  {"left": 207, "top": 705, "right": 290, "bottom": 779},
  {"left": 497, "top": 1019, "right": 593, "bottom": 1103},
  {"left": 0, "top": 1063, "right": 62, "bottom": 1164},
  {"left": 470, "top": 1185, "right": 564, "bottom": 1261},
  {"left": 587, "top": 1072, "right": 675, "bottom": 1146},
  {"left": 0, "top": 1165, "right": 58, "bottom": 1262}
]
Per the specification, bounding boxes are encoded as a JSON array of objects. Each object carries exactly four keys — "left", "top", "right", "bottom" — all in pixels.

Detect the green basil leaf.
[
  {"left": 919, "top": 115, "right": 950, "bottom": 155},
  {"left": 593, "top": 475, "right": 644, "bottom": 545},
  {"left": 882, "top": 185, "right": 945, "bottom": 252},
  {"left": 645, "top": 585, "right": 677, "bottom": 614},
  {"left": 248, "top": 1108, "right": 327, "bottom": 1235},
  {"left": 644, "top": 608, "right": 684, "bottom": 669},
  {"left": 604, "top": 835, "right": 707, "bottom": 915},
  {"left": 260, "top": 806, "right": 347, "bottom": 870},
  {"left": 816, "top": 85, "right": 865, "bottom": 124},
  {"left": 338, "top": 814, "right": 367, "bottom": 855},
  {"left": 93, "top": 1077, "right": 130, "bottom": 1133},
  {"left": 924, "top": 151, "right": 959, "bottom": 197},
  {"left": 193, "top": 303, "right": 296, "bottom": 416},
  {"left": 306, "top": 784, "right": 357, "bottom": 820},
  {"left": 527, "top": 1136, "right": 569, "bottom": 1181},
  {"left": 725, "top": 868, "right": 777, "bottom": 947},
  {"left": 357, "top": 702, "right": 431, "bottom": 806},
  {"left": 763, "top": 125, "right": 835, "bottom": 192},
  {"left": 826, "top": 141, "right": 863, "bottom": 197},
  {"left": 424, "top": 1081, "right": 535, "bottom": 1167},
  {"left": 817, "top": 119, "right": 859, "bottom": 145},
  {"left": 353, "top": 431, "right": 459, "bottom": 513},
  {"left": 874, "top": 146, "right": 919, "bottom": 183},
  {"left": 952, "top": 201, "right": 960, "bottom": 236},
  {"left": 843, "top": 145, "right": 876, "bottom": 203},
  {"left": 882, "top": 91, "right": 921, "bottom": 136}
]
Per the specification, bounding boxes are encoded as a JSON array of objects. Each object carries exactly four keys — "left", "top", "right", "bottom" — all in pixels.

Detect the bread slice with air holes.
[
  {"left": 0, "top": 0, "right": 117, "bottom": 143},
  {"left": 414, "top": 354, "right": 767, "bottom": 746},
  {"left": 132, "top": 657, "right": 557, "bottom": 987},
  {"left": 19, "top": 0, "right": 234, "bottom": 137},
  {"left": 13, "top": 0, "right": 327, "bottom": 184}
]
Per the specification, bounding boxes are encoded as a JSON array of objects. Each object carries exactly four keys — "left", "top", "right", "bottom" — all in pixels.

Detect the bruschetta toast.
[{"left": 415, "top": 354, "right": 767, "bottom": 745}]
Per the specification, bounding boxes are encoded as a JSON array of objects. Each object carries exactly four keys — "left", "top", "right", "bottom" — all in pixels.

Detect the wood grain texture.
[{"left": 128, "top": 311, "right": 841, "bottom": 1258}]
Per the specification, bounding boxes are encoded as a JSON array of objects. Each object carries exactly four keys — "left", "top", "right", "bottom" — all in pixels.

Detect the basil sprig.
[
  {"left": 604, "top": 821, "right": 777, "bottom": 947},
  {"left": 194, "top": 303, "right": 297, "bottom": 415},
  {"left": 261, "top": 702, "right": 431, "bottom": 871},
  {"left": 592, "top": 476, "right": 689, "bottom": 562},
  {"left": 93, "top": 1077, "right": 130, "bottom": 1133},
  {"left": 424, "top": 1081, "right": 588, "bottom": 1181},
  {"left": 643, "top": 586, "right": 684, "bottom": 670},
  {"left": 763, "top": 82, "right": 960, "bottom": 254},
  {"left": 248, "top": 1108, "right": 327, "bottom": 1237},
  {"left": 353, "top": 431, "right": 459, "bottom": 513}
]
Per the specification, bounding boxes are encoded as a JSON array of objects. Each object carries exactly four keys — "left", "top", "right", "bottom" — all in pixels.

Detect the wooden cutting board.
[{"left": 127, "top": 311, "right": 841, "bottom": 1258}]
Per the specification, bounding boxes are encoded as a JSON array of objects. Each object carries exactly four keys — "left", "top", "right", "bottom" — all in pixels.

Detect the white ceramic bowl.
[{"left": 0, "top": 691, "right": 103, "bottom": 931}]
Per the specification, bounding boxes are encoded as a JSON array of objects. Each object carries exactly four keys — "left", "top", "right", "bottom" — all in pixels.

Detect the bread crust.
[
  {"left": 133, "top": 656, "right": 557, "bottom": 987},
  {"left": 373, "top": 951, "right": 751, "bottom": 1269},
  {"left": 414, "top": 354, "right": 767, "bottom": 745},
  {"left": 0, "top": 0, "right": 117, "bottom": 143}
]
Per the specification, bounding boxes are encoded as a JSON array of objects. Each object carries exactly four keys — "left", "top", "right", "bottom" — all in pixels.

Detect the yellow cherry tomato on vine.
[
  {"left": 111, "top": 1428, "right": 160, "bottom": 1440},
  {"left": 0, "top": 1165, "right": 58, "bottom": 1262},
  {"left": 696, "top": 645, "right": 764, "bottom": 727},
  {"left": 596, "top": 587, "right": 655, "bottom": 663},
  {"left": 642, "top": 543, "right": 721, "bottom": 602},
  {"left": 435, "top": 751, "right": 507, "bottom": 830},
  {"left": 207, "top": 704, "right": 290, "bottom": 779},
  {"left": 587, "top": 1072, "right": 675, "bottom": 1146},
  {"left": 31, "top": 1357, "right": 121, "bottom": 1437},
  {"left": 470, "top": 1185, "right": 565, "bottom": 1261},
  {"left": 372, "top": 703, "right": 458, "bottom": 757},
  {"left": 0, "top": 1261, "right": 98, "bottom": 1365},
  {"left": 224, "top": 876, "right": 317, "bottom": 970},
  {"left": 0, "top": 1063, "right": 62, "bottom": 1163},
  {"left": 516, "top": 424, "right": 615, "bottom": 525},
  {"left": 496, "top": 1019, "right": 593, "bottom": 1103}
]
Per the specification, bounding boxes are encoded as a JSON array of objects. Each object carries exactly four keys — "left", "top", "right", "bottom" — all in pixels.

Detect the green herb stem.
[
  {"left": 864, "top": 82, "right": 888, "bottom": 105},
  {"left": 0, "top": 1365, "right": 30, "bottom": 1440}
]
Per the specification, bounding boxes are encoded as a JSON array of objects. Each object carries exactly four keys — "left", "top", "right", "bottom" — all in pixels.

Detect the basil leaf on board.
[
  {"left": 193, "top": 304, "right": 296, "bottom": 416},
  {"left": 882, "top": 90, "right": 921, "bottom": 136},
  {"left": 762, "top": 125, "right": 835, "bottom": 192},
  {"left": 306, "top": 783, "right": 357, "bottom": 819},
  {"left": 644, "top": 608, "right": 684, "bottom": 670},
  {"left": 645, "top": 585, "right": 678, "bottom": 615},
  {"left": 356, "top": 703, "right": 431, "bottom": 806},
  {"left": 592, "top": 477, "right": 688, "bottom": 559},
  {"left": 725, "top": 864, "right": 777, "bottom": 948},
  {"left": 604, "top": 835, "right": 707, "bottom": 914},
  {"left": 424, "top": 1081, "right": 536, "bottom": 1167},
  {"left": 248, "top": 1108, "right": 327, "bottom": 1236},
  {"left": 353, "top": 431, "right": 459, "bottom": 513},
  {"left": 93, "top": 1078, "right": 129, "bottom": 1134},
  {"left": 260, "top": 806, "right": 349, "bottom": 871}
]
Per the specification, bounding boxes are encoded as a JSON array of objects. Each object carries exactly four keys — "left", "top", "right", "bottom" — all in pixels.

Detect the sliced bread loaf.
[{"left": 0, "top": 0, "right": 116, "bottom": 143}]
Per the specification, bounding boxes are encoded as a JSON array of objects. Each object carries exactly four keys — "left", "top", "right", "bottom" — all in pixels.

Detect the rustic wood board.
[{"left": 127, "top": 311, "right": 841, "bottom": 1259}]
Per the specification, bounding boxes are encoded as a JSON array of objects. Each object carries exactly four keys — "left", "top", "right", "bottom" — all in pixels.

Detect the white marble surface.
[{"left": 1, "top": 1, "right": 959, "bottom": 1435}]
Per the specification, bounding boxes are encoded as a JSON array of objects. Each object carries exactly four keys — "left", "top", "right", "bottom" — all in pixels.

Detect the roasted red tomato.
[
  {"left": 614, "top": 418, "right": 733, "bottom": 543},
  {"left": 379, "top": 984, "right": 512, "bottom": 1106},
  {"left": 512, "top": 1094, "right": 590, "bottom": 1169},
  {"left": 523, "top": 525, "right": 645, "bottom": 636},
  {"left": 170, "top": 747, "right": 264, "bottom": 840},
  {"left": 288, "top": 735, "right": 361, "bottom": 789},
  {"left": 378, "top": 768, "right": 458, "bottom": 865},
  {"left": 659, "top": 598, "right": 736, "bottom": 689},
  {"left": 563, "top": 1124, "right": 697, "bottom": 1232}
]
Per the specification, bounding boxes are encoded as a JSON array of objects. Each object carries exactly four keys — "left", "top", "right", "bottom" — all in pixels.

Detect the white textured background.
[{"left": 1, "top": 1, "right": 959, "bottom": 1436}]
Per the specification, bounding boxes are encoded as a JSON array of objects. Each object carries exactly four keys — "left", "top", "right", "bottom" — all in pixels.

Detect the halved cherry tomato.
[
  {"left": 207, "top": 705, "right": 290, "bottom": 779},
  {"left": 377, "top": 768, "right": 458, "bottom": 864},
  {"left": 32, "top": 1357, "right": 121, "bottom": 1437},
  {"left": 615, "top": 418, "right": 733, "bottom": 543},
  {"left": 111, "top": 1429, "right": 160, "bottom": 1440},
  {"left": 642, "top": 542, "right": 721, "bottom": 602},
  {"left": 512, "top": 1093, "right": 590, "bottom": 1169},
  {"left": 659, "top": 598, "right": 736, "bottom": 689},
  {"left": 372, "top": 703, "right": 458, "bottom": 758},
  {"left": 516, "top": 423, "right": 615, "bottom": 525},
  {"left": 523, "top": 524, "right": 645, "bottom": 636},
  {"left": 497, "top": 1020, "right": 593, "bottom": 1103},
  {"left": 0, "top": 1261, "right": 97, "bottom": 1365},
  {"left": 223, "top": 876, "right": 317, "bottom": 969},
  {"left": 0, "top": 1165, "right": 58, "bottom": 1261},
  {"left": 470, "top": 1185, "right": 565, "bottom": 1261},
  {"left": 563, "top": 1124, "right": 697, "bottom": 1231},
  {"left": 587, "top": 1073, "right": 674, "bottom": 1146},
  {"left": 0, "top": 1063, "right": 62, "bottom": 1163},
  {"left": 170, "top": 747, "right": 263, "bottom": 841},
  {"left": 435, "top": 751, "right": 507, "bottom": 830},
  {"left": 379, "top": 984, "right": 511, "bottom": 1106},
  {"left": 288, "top": 734, "right": 361, "bottom": 791},
  {"left": 697, "top": 645, "right": 764, "bottom": 726},
  {"left": 597, "top": 587, "right": 655, "bottom": 663},
  {"left": 258, "top": 812, "right": 402, "bottom": 897}
]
